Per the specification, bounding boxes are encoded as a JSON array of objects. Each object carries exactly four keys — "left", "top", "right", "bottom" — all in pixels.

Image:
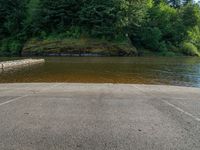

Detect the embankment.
[{"left": 22, "top": 38, "right": 137, "bottom": 56}]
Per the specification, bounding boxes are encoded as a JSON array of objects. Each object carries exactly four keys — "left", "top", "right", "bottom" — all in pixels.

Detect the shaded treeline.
[{"left": 0, "top": 0, "right": 200, "bottom": 56}]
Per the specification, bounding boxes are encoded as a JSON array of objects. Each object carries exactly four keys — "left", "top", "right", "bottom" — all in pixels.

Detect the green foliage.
[
  {"left": 0, "top": 0, "right": 200, "bottom": 56},
  {"left": 130, "top": 1, "right": 200, "bottom": 56},
  {"left": 141, "top": 27, "right": 163, "bottom": 51},
  {"left": 79, "top": 0, "right": 119, "bottom": 38},
  {"left": 181, "top": 42, "right": 200, "bottom": 56},
  {"left": 0, "top": 39, "right": 22, "bottom": 56},
  {"left": 181, "top": 5, "right": 200, "bottom": 53},
  {"left": 36, "top": 0, "right": 83, "bottom": 33},
  {"left": 187, "top": 26, "right": 200, "bottom": 49},
  {"left": 142, "top": 3, "right": 181, "bottom": 47},
  {"left": 27, "top": 0, "right": 40, "bottom": 23},
  {"left": 9, "top": 40, "right": 22, "bottom": 55},
  {"left": 0, "top": 0, "right": 27, "bottom": 39},
  {"left": 160, "top": 51, "right": 177, "bottom": 56},
  {"left": 59, "top": 26, "right": 82, "bottom": 39},
  {"left": 181, "top": 3, "right": 200, "bottom": 28},
  {"left": 168, "top": 0, "right": 181, "bottom": 8},
  {"left": 124, "top": 0, "right": 148, "bottom": 46},
  {"left": 0, "top": 40, "right": 9, "bottom": 56},
  {"left": 0, "top": 0, "right": 27, "bottom": 56}
]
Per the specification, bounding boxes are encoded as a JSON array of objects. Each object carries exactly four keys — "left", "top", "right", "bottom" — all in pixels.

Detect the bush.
[
  {"left": 0, "top": 39, "right": 22, "bottom": 56},
  {"left": 181, "top": 42, "right": 200, "bottom": 56},
  {"left": 158, "top": 41, "right": 167, "bottom": 52},
  {"left": 60, "top": 26, "right": 82, "bottom": 39},
  {"left": 160, "top": 51, "right": 176, "bottom": 56},
  {"left": 0, "top": 40, "right": 9, "bottom": 56},
  {"left": 39, "top": 31, "right": 47, "bottom": 40},
  {"left": 166, "top": 42, "right": 179, "bottom": 52},
  {"left": 9, "top": 40, "right": 22, "bottom": 55},
  {"left": 141, "top": 27, "right": 163, "bottom": 51}
]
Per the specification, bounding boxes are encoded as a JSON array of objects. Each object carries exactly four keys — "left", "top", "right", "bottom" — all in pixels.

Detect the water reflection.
[{"left": 0, "top": 57, "right": 200, "bottom": 87}]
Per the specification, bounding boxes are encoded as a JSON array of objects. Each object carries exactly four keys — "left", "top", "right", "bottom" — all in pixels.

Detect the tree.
[
  {"left": 130, "top": 2, "right": 181, "bottom": 51},
  {"left": 153, "top": 0, "right": 168, "bottom": 5},
  {"left": 36, "top": 0, "right": 83, "bottom": 33},
  {"left": 168, "top": 0, "right": 181, "bottom": 7},
  {"left": 0, "top": 0, "right": 27, "bottom": 39},
  {"left": 0, "top": 0, "right": 27, "bottom": 56},
  {"left": 124, "top": 0, "right": 149, "bottom": 45},
  {"left": 181, "top": 3, "right": 200, "bottom": 28},
  {"left": 79, "top": 0, "right": 119, "bottom": 38},
  {"left": 0, "top": 0, "right": 7, "bottom": 40},
  {"left": 183, "top": 0, "right": 193, "bottom": 5},
  {"left": 1, "top": 0, "right": 200, "bottom": 56}
]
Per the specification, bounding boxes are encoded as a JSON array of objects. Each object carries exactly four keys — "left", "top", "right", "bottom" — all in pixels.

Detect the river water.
[{"left": 0, "top": 57, "right": 200, "bottom": 87}]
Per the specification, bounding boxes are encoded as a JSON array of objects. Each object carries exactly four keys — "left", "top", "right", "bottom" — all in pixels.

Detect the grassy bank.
[{"left": 22, "top": 38, "right": 138, "bottom": 57}]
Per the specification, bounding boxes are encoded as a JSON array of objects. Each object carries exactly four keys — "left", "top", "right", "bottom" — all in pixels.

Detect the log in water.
[{"left": 0, "top": 59, "right": 45, "bottom": 70}]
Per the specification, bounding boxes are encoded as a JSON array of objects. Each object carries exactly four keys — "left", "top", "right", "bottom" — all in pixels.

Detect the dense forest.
[{"left": 0, "top": 0, "right": 200, "bottom": 56}]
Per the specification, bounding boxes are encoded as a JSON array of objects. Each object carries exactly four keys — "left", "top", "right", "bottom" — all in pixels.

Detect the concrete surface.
[
  {"left": 0, "top": 83, "right": 200, "bottom": 150},
  {"left": 0, "top": 59, "right": 45, "bottom": 69}
]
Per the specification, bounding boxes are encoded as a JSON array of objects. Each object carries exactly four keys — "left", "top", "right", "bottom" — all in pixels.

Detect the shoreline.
[
  {"left": 22, "top": 38, "right": 138, "bottom": 57},
  {"left": 0, "top": 83, "right": 199, "bottom": 89}
]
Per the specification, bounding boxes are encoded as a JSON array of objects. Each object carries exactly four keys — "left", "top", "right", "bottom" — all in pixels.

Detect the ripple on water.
[{"left": 0, "top": 57, "right": 200, "bottom": 87}]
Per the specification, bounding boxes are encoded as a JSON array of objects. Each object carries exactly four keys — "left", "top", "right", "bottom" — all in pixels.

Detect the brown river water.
[{"left": 0, "top": 57, "right": 200, "bottom": 87}]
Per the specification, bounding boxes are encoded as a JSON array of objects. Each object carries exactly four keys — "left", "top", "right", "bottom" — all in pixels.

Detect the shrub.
[
  {"left": 181, "top": 42, "right": 200, "bottom": 56},
  {"left": 60, "top": 26, "right": 82, "bottom": 39},
  {"left": 9, "top": 40, "right": 22, "bottom": 55},
  {"left": 160, "top": 51, "right": 176, "bottom": 56},
  {"left": 158, "top": 41, "right": 167, "bottom": 52},
  {"left": 0, "top": 39, "right": 22, "bottom": 56},
  {"left": 39, "top": 31, "right": 47, "bottom": 40},
  {"left": 0, "top": 39, "right": 10, "bottom": 56},
  {"left": 166, "top": 42, "right": 179, "bottom": 52},
  {"left": 141, "top": 27, "right": 163, "bottom": 51}
]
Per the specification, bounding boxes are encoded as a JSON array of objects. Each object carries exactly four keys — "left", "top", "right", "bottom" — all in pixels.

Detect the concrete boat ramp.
[
  {"left": 0, "top": 83, "right": 200, "bottom": 150},
  {"left": 0, "top": 59, "right": 45, "bottom": 70}
]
